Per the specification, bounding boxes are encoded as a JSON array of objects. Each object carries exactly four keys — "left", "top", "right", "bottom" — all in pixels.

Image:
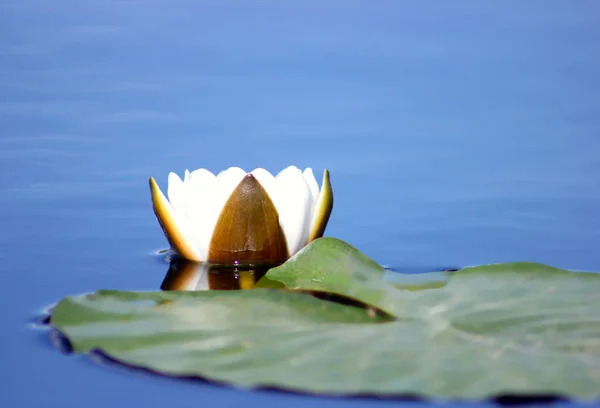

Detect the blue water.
[{"left": 1, "top": 1, "right": 599, "bottom": 407}]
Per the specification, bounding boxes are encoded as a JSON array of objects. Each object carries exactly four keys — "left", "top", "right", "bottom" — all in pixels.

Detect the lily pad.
[{"left": 50, "top": 238, "right": 600, "bottom": 400}]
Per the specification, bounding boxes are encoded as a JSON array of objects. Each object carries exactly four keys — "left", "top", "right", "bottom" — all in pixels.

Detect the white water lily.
[
  {"left": 149, "top": 166, "right": 333, "bottom": 264},
  {"left": 161, "top": 261, "right": 269, "bottom": 291}
]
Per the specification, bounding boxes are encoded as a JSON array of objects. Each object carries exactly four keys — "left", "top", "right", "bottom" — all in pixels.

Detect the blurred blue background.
[{"left": 1, "top": 1, "right": 599, "bottom": 407}]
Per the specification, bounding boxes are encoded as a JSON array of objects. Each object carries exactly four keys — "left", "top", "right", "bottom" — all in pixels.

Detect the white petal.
[
  {"left": 302, "top": 168, "right": 319, "bottom": 206},
  {"left": 217, "top": 166, "right": 245, "bottom": 179},
  {"left": 183, "top": 169, "right": 218, "bottom": 261},
  {"left": 189, "top": 167, "right": 212, "bottom": 180},
  {"left": 250, "top": 168, "right": 276, "bottom": 199},
  {"left": 167, "top": 172, "right": 187, "bottom": 220},
  {"left": 184, "top": 169, "right": 191, "bottom": 182},
  {"left": 271, "top": 166, "right": 313, "bottom": 256},
  {"left": 187, "top": 168, "right": 216, "bottom": 181}
]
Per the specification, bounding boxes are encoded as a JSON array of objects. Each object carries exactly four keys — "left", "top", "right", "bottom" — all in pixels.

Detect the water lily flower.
[{"left": 149, "top": 166, "right": 333, "bottom": 264}]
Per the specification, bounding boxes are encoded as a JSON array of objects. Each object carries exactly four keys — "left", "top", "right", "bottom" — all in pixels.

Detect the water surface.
[{"left": 1, "top": 1, "right": 599, "bottom": 407}]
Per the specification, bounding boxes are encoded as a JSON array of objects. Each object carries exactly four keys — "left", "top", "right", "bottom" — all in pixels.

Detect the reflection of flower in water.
[{"left": 161, "top": 258, "right": 278, "bottom": 291}]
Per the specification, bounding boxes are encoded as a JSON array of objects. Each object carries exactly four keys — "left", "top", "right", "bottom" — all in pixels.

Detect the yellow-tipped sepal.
[
  {"left": 149, "top": 176, "right": 201, "bottom": 262},
  {"left": 308, "top": 169, "right": 334, "bottom": 242}
]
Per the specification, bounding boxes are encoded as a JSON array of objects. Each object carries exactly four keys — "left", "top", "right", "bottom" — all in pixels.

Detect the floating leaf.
[{"left": 50, "top": 238, "right": 600, "bottom": 400}]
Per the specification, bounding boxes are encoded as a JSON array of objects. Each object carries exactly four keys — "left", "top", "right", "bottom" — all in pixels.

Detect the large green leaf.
[{"left": 50, "top": 238, "right": 600, "bottom": 399}]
